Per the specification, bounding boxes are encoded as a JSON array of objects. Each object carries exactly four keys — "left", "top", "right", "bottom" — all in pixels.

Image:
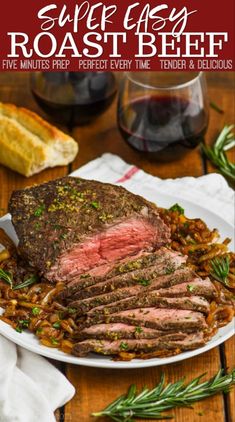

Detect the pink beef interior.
[{"left": 54, "top": 218, "right": 163, "bottom": 279}]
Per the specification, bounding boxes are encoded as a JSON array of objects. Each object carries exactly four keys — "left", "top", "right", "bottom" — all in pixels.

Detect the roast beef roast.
[
  {"left": 9, "top": 176, "right": 216, "bottom": 359},
  {"left": 9, "top": 177, "right": 170, "bottom": 282}
]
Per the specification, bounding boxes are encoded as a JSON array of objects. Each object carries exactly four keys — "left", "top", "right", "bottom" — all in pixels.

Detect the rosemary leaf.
[
  {"left": 210, "top": 101, "right": 224, "bottom": 114},
  {"left": 0, "top": 268, "right": 12, "bottom": 288},
  {"left": 201, "top": 125, "right": 235, "bottom": 182},
  {"left": 210, "top": 256, "right": 230, "bottom": 286},
  {"left": 92, "top": 369, "right": 235, "bottom": 421},
  {"left": 13, "top": 274, "right": 38, "bottom": 290}
]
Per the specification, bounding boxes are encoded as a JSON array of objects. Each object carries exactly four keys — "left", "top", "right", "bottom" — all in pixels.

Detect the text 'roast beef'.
[{"left": 9, "top": 177, "right": 170, "bottom": 282}]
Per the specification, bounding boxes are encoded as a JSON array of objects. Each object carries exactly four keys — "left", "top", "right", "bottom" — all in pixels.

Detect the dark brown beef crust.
[{"left": 9, "top": 177, "right": 170, "bottom": 279}]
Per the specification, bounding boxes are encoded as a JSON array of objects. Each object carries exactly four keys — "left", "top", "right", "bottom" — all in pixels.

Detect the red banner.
[{"left": 0, "top": 0, "right": 234, "bottom": 71}]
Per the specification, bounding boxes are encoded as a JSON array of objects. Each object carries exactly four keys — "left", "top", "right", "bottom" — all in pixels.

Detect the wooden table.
[{"left": 0, "top": 72, "right": 234, "bottom": 422}]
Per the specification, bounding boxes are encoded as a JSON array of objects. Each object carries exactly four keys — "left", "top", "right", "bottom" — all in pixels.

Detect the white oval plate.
[{"left": 0, "top": 190, "right": 234, "bottom": 369}]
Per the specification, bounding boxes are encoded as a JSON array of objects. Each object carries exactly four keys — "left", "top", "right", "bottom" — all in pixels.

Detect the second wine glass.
[{"left": 117, "top": 72, "right": 209, "bottom": 161}]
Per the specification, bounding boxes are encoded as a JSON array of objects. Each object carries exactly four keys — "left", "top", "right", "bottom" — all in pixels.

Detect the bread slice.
[{"left": 0, "top": 102, "right": 78, "bottom": 177}]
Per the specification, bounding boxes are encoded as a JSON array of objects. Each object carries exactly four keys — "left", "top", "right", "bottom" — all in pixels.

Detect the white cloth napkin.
[
  {"left": 0, "top": 335, "right": 75, "bottom": 422},
  {"left": 0, "top": 153, "right": 234, "bottom": 422},
  {"left": 72, "top": 153, "right": 234, "bottom": 226}
]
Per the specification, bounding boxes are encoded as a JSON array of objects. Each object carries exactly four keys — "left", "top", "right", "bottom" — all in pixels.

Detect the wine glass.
[
  {"left": 117, "top": 72, "right": 209, "bottom": 161},
  {"left": 30, "top": 72, "right": 117, "bottom": 129}
]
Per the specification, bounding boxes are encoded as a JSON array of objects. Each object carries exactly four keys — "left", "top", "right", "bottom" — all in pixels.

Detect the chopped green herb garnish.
[
  {"left": 135, "top": 326, "right": 143, "bottom": 334},
  {"left": 52, "top": 321, "right": 61, "bottom": 329},
  {"left": 137, "top": 279, "right": 150, "bottom": 286},
  {"left": 165, "top": 264, "right": 175, "bottom": 275},
  {"left": 91, "top": 201, "right": 100, "bottom": 209},
  {"left": 36, "top": 327, "right": 43, "bottom": 335},
  {"left": 50, "top": 337, "right": 59, "bottom": 345},
  {"left": 34, "top": 204, "right": 45, "bottom": 217},
  {"left": 120, "top": 342, "right": 129, "bottom": 351},
  {"left": 0, "top": 269, "right": 12, "bottom": 288},
  {"left": 67, "top": 307, "right": 77, "bottom": 314},
  {"left": 53, "top": 224, "right": 63, "bottom": 230},
  {"left": 15, "top": 326, "right": 22, "bottom": 333},
  {"left": 80, "top": 273, "right": 91, "bottom": 279},
  {"left": 32, "top": 307, "right": 40, "bottom": 316},
  {"left": 60, "top": 233, "right": 67, "bottom": 240},
  {"left": 18, "top": 319, "right": 30, "bottom": 328},
  {"left": 187, "top": 284, "right": 195, "bottom": 293},
  {"left": 169, "top": 203, "right": 185, "bottom": 215}
]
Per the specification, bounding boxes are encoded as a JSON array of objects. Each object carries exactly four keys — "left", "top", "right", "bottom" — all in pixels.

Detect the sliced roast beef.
[
  {"left": 86, "top": 295, "right": 210, "bottom": 316},
  {"left": 72, "top": 332, "right": 206, "bottom": 357},
  {"left": 70, "top": 287, "right": 210, "bottom": 315},
  {"left": 85, "top": 278, "right": 217, "bottom": 314},
  {"left": 9, "top": 177, "right": 170, "bottom": 282},
  {"left": 60, "top": 248, "right": 186, "bottom": 300},
  {"left": 79, "top": 308, "right": 207, "bottom": 331},
  {"left": 62, "top": 257, "right": 188, "bottom": 302},
  {"left": 74, "top": 323, "right": 187, "bottom": 341},
  {"left": 154, "top": 278, "right": 216, "bottom": 299},
  {"left": 67, "top": 268, "right": 200, "bottom": 312}
]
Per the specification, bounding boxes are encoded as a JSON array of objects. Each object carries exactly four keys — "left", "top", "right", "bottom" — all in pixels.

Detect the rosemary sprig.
[
  {"left": 210, "top": 256, "right": 230, "bottom": 286},
  {"left": 92, "top": 369, "right": 235, "bottom": 421},
  {"left": 0, "top": 268, "right": 12, "bottom": 288},
  {"left": 0, "top": 269, "right": 38, "bottom": 290},
  {"left": 210, "top": 101, "right": 224, "bottom": 114},
  {"left": 201, "top": 125, "right": 235, "bottom": 181},
  {"left": 13, "top": 274, "right": 39, "bottom": 290}
]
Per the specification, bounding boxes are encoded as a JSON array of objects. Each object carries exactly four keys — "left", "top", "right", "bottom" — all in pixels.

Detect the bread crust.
[{"left": 0, "top": 102, "right": 78, "bottom": 177}]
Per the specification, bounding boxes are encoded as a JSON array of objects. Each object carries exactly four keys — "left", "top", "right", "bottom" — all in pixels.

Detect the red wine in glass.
[
  {"left": 118, "top": 72, "right": 209, "bottom": 161},
  {"left": 31, "top": 72, "right": 117, "bottom": 128}
]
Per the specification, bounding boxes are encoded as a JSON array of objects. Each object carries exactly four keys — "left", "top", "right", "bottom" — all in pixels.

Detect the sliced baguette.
[{"left": 0, "top": 102, "right": 78, "bottom": 177}]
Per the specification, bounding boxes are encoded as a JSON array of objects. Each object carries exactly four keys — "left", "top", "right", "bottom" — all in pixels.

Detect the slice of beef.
[
  {"left": 70, "top": 288, "right": 210, "bottom": 316},
  {"left": 9, "top": 177, "right": 170, "bottom": 282},
  {"left": 61, "top": 254, "right": 188, "bottom": 302},
  {"left": 79, "top": 308, "right": 207, "bottom": 331},
  {"left": 87, "top": 295, "right": 210, "bottom": 317},
  {"left": 154, "top": 278, "right": 216, "bottom": 299},
  {"left": 87, "top": 278, "right": 216, "bottom": 316},
  {"left": 67, "top": 268, "right": 200, "bottom": 313},
  {"left": 72, "top": 332, "right": 206, "bottom": 357},
  {"left": 75, "top": 323, "right": 198, "bottom": 342},
  {"left": 85, "top": 247, "right": 176, "bottom": 279}
]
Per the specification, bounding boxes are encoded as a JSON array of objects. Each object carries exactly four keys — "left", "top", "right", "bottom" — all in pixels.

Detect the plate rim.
[{"left": 0, "top": 192, "right": 234, "bottom": 368}]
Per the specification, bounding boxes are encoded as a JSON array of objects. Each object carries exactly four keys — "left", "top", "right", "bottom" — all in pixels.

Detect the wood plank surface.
[
  {"left": 205, "top": 74, "right": 235, "bottom": 422},
  {"left": 0, "top": 71, "right": 234, "bottom": 422}
]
